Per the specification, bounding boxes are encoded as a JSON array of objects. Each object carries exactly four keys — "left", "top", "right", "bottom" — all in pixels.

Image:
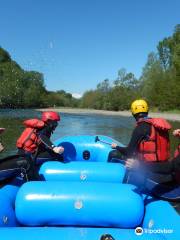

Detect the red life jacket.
[
  {"left": 137, "top": 118, "right": 171, "bottom": 162},
  {"left": 16, "top": 119, "right": 45, "bottom": 153}
]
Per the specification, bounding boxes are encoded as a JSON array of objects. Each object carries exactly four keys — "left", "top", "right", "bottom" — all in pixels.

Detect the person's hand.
[
  {"left": 125, "top": 158, "right": 140, "bottom": 169},
  {"left": 173, "top": 129, "right": 180, "bottom": 137},
  {"left": 53, "top": 146, "right": 64, "bottom": 154},
  {"left": 111, "top": 143, "right": 117, "bottom": 149},
  {"left": 0, "top": 143, "right": 5, "bottom": 153}
]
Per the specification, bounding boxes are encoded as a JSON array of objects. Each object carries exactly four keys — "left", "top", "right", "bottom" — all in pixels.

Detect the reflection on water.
[{"left": 0, "top": 109, "right": 179, "bottom": 158}]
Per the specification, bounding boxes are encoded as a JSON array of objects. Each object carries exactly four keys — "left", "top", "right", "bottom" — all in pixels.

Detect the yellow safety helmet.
[{"left": 131, "top": 99, "right": 148, "bottom": 115}]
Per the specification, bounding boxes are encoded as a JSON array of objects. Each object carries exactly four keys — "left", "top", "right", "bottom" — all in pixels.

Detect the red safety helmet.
[{"left": 41, "top": 111, "right": 60, "bottom": 122}]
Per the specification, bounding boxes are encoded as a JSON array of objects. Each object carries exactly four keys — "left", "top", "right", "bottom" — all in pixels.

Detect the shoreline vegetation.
[{"left": 37, "top": 107, "right": 180, "bottom": 122}]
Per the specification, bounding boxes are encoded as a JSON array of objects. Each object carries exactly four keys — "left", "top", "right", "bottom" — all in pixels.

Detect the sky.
[{"left": 0, "top": 0, "right": 180, "bottom": 98}]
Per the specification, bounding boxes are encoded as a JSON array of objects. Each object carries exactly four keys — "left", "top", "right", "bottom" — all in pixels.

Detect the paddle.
[
  {"left": 95, "top": 136, "right": 112, "bottom": 145},
  {"left": 145, "top": 178, "right": 180, "bottom": 202},
  {"left": 126, "top": 166, "right": 180, "bottom": 202}
]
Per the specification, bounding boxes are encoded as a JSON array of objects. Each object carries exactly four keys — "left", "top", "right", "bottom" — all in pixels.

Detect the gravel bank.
[{"left": 37, "top": 108, "right": 180, "bottom": 122}]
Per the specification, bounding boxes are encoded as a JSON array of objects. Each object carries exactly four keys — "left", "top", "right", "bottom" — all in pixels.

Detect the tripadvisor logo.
[
  {"left": 135, "top": 227, "right": 143, "bottom": 235},
  {"left": 135, "top": 226, "right": 173, "bottom": 235}
]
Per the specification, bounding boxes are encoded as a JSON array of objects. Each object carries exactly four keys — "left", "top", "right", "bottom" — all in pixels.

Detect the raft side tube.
[
  {"left": 0, "top": 185, "right": 19, "bottom": 227},
  {"left": 143, "top": 198, "right": 180, "bottom": 240},
  {"left": 15, "top": 181, "right": 144, "bottom": 228},
  {"left": 39, "top": 161, "right": 126, "bottom": 182}
]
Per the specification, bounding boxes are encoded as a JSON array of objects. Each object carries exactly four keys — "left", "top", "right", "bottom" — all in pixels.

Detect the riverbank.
[{"left": 37, "top": 108, "right": 180, "bottom": 122}]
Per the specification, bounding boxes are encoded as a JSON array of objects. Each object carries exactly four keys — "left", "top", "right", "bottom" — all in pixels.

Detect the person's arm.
[
  {"left": 39, "top": 134, "right": 55, "bottom": 150},
  {"left": 38, "top": 126, "right": 55, "bottom": 149},
  {"left": 112, "top": 122, "right": 151, "bottom": 157},
  {"left": 38, "top": 127, "right": 64, "bottom": 154}
]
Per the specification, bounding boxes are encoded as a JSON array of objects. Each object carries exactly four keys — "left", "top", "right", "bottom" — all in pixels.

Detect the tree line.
[
  {"left": 80, "top": 25, "right": 180, "bottom": 111},
  {"left": 1, "top": 25, "right": 179, "bottom": 110},
  {"left": 0, "top": 48, "right": 78, "bottom": 108}
]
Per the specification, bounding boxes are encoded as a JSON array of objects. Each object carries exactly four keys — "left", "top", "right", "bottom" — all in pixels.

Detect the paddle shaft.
[
  {"left": 98, "top": 139, "right": 112, "bottom": 145},
  {"left": 95, "top": 136, "right": 112, "bottom": 146}
]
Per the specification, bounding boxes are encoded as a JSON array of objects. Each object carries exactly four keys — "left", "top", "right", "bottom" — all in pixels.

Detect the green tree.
[
  {"left": 97, "top": 79, "right": 111, "bottom": 93},
  {"left": 0, "top": 47, "right": 11, "bottom": 63},
  {"left": 0, "top": 61, "right": 25, "bottom": 107},
  {"left": 23, "top": 71, "right": 46, "bottom": 107}
]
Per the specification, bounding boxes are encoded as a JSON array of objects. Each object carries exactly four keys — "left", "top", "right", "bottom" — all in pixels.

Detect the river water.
[{"left": 0, "top": 109, "right": 179, "bottom": 158}]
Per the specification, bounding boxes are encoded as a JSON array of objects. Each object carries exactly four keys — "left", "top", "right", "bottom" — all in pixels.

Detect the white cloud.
[{"left": 72, "top": 93, "right": 82, "bottom": 99}]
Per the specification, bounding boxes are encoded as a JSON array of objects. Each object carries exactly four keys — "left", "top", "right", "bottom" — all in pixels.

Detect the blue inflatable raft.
[{"left": 0, "top": 135, "right": 179, "bottom": 240}]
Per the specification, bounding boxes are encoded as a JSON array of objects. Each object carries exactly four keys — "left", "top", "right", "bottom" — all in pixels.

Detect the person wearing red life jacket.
[
  {"left": 0, "top": 113, "right": 64, "bottom": 184},
  {"left": 17, "top": 111, "right": 64, "bottom": 165},
  {"left": 109, "top": 99, "right": 171, "bottom": 164},
  {"left": 108, "top": 99, "right": 176, "bottom": 185},
  {"left": 124, "top": 128, "right": 180, "bottom": 179}
]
